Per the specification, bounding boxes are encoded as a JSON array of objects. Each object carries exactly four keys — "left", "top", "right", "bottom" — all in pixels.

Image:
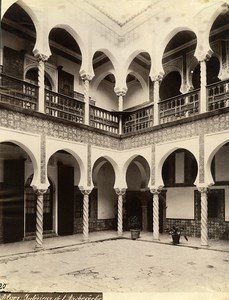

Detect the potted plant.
[
  {"left": 167, "top": 225, "right": 188, "bottom": 245},
  {"left": 129, "top": 216, "right": 141, "bottom": 240}
]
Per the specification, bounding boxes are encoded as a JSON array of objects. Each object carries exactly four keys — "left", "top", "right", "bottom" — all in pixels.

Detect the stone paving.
[{"left": 1, "top": 238, "right": 229, "bottom": 296}]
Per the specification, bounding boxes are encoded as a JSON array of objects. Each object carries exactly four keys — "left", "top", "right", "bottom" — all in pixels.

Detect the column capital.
[
  {"left": 80, "top": 70, "right": 94, "bottom": 81},
  {"left": 150, "top": 186, "right": 163, "bottom": 195},
  {"left": 79, "top": 186, "right": 92, "bottom": 195},
  {"left": 150, "top": 72, "right": 164, "bottom": 82},
  {"left": 33, "top": 49, "right": 49, "bottom": 62},
  {"left": 114, "top": 87, "right": 127, "bottom": 97},
  {"left": 195, "top": 49, "right": 213, "bottom": 62},
  {"left": 197, "top": 186, "right": 209, "bottom": 194},
  {"left": 34, "top": 189, "right": 47, "bottom": 196},
  {"left": 115, "top": 188, "right": 126, "bottom": 196}
]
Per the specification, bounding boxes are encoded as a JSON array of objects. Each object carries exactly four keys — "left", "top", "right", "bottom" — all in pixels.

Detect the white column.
[
  {"left": 150, "top": 188, "right": 162, "bottom": 240},
  {"left": 80, "top": 188, "right": 91, "bottom": 241},
  {"left": 115, "top": 89, "right": 126, "bottom": 135},
  {"left": 198, "top": 187, "right": 208, "bottom": 246},
  {"left": 115, "top": 188, "right": 126, "bottom": 236},
  {"left": 34, "top": 53, "right": 48, "bottom": 113},
  {"left": 152, "top": 75, "right": 162, "bottom": 126},
  {"left": 199, "top": 59, "right": 207, "bottom": 113},
  {"left": 34, "top": 189, "right": 47, "bottom": 250},
  {"left": 81, "top": 74, "right": 93, "bottom": 126}
]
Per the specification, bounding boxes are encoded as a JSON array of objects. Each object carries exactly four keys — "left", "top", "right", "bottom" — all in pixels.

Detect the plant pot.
[
  {"left": 130, "top": 229, "right": 140, "bottom": 240},
  {"left": 172, "top": 234, "right": 180, "bottom": 245}
]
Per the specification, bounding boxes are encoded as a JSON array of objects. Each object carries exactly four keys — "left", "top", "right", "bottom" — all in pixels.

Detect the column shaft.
[
  {"left": 200, "top": 60, "right": 207, "bottom": 113},
  {"left": 38, "top": 59, "right": 45, "bottom": 113},
  {"left": 35, "top": 189, "right": 46, "bottom": 250},
  {"left": 200, "top": 189, "right": 208, "bottom": 246},
  {"left": 83, "top": 79, "right": 90, "bottom": 125},
  {"left": 153, "top": 193, "right": 159, "bottom": 240},
  {"left": 153, "top": 80, "right": 160, "bottom": 125},
  {"left": 115, "top": 188, "right": 126, "bottom": 236},
  {"left": 80, "top": 188, "right": 91, "bottom": 241}
]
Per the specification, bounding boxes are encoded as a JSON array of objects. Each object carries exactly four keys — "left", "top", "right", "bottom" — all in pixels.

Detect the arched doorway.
[
  {"left": 125, "top": 155, "right": 150, "bottom": 232},
  {"left": 92, "top": 157, "right": 116, "bottom": 232},
  {"left": 47, "top": 150, "right": 81, "bottom": 236},
  {"left": 0, "top": 142, "right": 34, "bottom": 243},
  {"left": 162, "top": 148, "right": 198, "bottom": 234}
]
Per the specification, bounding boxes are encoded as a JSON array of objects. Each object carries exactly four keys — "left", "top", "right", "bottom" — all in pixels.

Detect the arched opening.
[
  {"left": 92, "top": 51, "right": 116, "bottom": 110},
  {"left": 162, "top": 149, "right": 198, "bottom": 235},
  {"left": 49, "top": 28, "right": 82, "bottom": 97},
  {"left": 159, "top": 71, "right": 182, "bottom": 100},
  {"left": 25, "top": 175, "right": 54, "bottom": 236},
  {"left": 25, "top": 68, "right": 52, "bottom": 90},
  {"left": 92, "top": 158, "right": 116, "bottom": 232},
  {"left": 163, "top": 30, "right": 197, "bottom": 94},
  {"left": 1, "top": 3, "right": 37, "bottom": 102},
  {"left": 125, "top": 156, "right": 151, "bottom": 232},
  {"left": 47, "top": 150, "right": 81, "bottom": 236},
  {"left": 125, "top": 52, "right": 151, "bottom": 109},
  {"left": 0, "top": 142, "right": 34, "bottom": 243},
  {"left": 192, "top": 56, "right": 220, "bottom": 90},
  {"left": 206, "top": 142, "right": 229, "bottom": 239}
]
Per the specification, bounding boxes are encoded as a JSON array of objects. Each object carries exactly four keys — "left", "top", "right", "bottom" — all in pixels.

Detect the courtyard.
[{"left": 0, "top": 236, "right": 229, "bottom": 299}]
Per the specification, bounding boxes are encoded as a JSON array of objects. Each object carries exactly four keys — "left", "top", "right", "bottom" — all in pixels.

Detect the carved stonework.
[
  {"left": 40, "top": 134, "right": 46, "bottom": 184},
  {"left": 1, "top": 109, "right": 229, "bottom": 152},
  {"left": 151, "top": 144, "right": 155, "bottom": 186},
  {"left": 87, "top": 144, "right": 92, "bottom": 187}
]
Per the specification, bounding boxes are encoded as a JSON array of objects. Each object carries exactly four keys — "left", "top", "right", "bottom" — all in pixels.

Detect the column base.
[
  {"left": 34, "top": 244, "right": 43, "bottom": 251},
  {"left": 201, "top": 243, "right": 209, "bottom": 247},
  {"left": 117, "top": 232, "right": 123, "bottom": 237},
  {"left": 82, "top": 236, "right": 89, "bottom": 242}
]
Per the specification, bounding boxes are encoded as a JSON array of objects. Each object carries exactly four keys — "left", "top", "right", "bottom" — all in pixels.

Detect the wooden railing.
[
  {"left": 0, "top": 73, "right": 38, "bottom": 110},
  {"left": 207, "top": 80, "right": 229, "bottom": 111},
  {"left": 45, "top": 90, "right": 84, "bottom": 123},
  {"left": 90, "top": 106, "right": 119, "bottom": 133},
  {"left": 123, "top": 105, "right": 154, "bottom": 134},
  {"left": 1, "top": 70, "right": 229, "bottom": 135},
  {"left": 159, "top": 90, "right": 199, "bottom": 123}
]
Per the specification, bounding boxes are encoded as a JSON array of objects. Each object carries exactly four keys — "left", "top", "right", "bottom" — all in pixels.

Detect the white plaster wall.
[
  {"left": 166, "top": 187, "right": 195, "bottom": 219},
  {"left": 124, "top": 82, "right": 147, "bottom": 109},
  {"left": 95, "top": 82, "right": 117, "bottom": 110},
  {"left": 97, "top": 162, "right": 116, "bottom": 219}
]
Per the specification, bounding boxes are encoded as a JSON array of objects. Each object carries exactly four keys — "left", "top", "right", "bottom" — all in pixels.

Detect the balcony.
[
  {"left": 0, "top": 73, "right": 38, "bottom": 110},
  {"left": 0, "top": 71, "right": 229, "bottom": 136}
]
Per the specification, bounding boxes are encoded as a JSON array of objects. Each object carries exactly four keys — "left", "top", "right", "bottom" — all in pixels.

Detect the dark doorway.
[
  {"left": 2, "top": 160, "right": 24, "bottom": 243},
  {"left": 58, "top": 164, "right": 74, "bottom": 235}
]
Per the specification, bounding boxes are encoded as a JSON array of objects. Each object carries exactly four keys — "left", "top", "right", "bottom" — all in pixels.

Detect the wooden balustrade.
[
  {"left": 123, "top": 105, "right": 154, "bottom": 134},
  {"left": 1, "top": 68, "right": 229, "bottom": 135},
  {"left": 90, "top": 106, "right": 119, "bottom": 133},
  {"left": 207, "top": 80, "right": 229, "bottom": 111},
  {"left": 0, "top": 73, "right": 38, "bottom": 110},
  {"left": 45, "top": 90, "right": 84, "bottom": 123},
  {"left": 159, "top": 90, "right": 199, "bottom": 124}
]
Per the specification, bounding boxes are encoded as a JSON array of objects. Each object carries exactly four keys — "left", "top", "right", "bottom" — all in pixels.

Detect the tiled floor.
[{"left": 0, "top": 230, "right": 228, "bottom": 259}]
